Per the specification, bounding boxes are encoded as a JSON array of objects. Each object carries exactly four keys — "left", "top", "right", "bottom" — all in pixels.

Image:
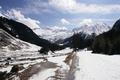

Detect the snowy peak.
[{"left": 74, "top": 19, "right": 111, "bottom": 35}]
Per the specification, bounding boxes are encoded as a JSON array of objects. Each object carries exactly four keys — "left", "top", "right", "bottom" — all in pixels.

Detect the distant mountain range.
[
  {"left": 73, "top": 22, "right": 111, "bottom": 35},
  {"left": 32, "top": 20, "right": 111, "bottom": 42},
  {"left": 33, "top": 27, "right": 73, "bottom": 42}
]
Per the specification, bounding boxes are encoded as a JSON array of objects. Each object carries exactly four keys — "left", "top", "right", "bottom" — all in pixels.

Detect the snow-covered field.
[
  {"left": 76, "top": 50, "right": 120, "bottom": 80},
  {"left": 0, "top": 49, "right": 120, "bottom": 80}
]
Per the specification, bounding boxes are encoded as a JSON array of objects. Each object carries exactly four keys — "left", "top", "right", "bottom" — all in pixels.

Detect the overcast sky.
[{"left": 0, "top": 0, "right": 120, "bottom": 29}]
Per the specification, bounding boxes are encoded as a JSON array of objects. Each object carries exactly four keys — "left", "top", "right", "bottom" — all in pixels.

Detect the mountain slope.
[
  {"left": 0, "top": 28, "right": 39, "bottom": 51},
  {"left": 92, "top": 19, "right": 120, "bottom": 55},
  {"left": 0, "top": 17, "right": 64, "bottom": 52}
]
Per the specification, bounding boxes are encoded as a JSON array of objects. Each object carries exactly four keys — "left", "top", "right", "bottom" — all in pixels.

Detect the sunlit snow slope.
[{"left": 75, "top": 50, "right": 120, "bottom": 80}]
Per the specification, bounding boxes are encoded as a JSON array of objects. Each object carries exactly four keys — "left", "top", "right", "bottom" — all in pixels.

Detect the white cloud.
[
  {"left": 60, "top": 18, "right": 70, "bottom": 25},
  {"left": 6, "top": 9, "right": 24, "bottom": 19},
  {"left": 49, "top": 0, "right": 120, "bottom": 14},
  {"left": 79, "top": 19, "right": 94, "bottom": 25},
  {"left": 50, "top": 26, "right": 68, "bottom": 30},
  {"left": 21, "top": 0, "right": 53, "bottom": 15},
  {"left": 50, "top": 18, "right": 70, "bottom": 31},
  {"left": 5, "top": 9, "right": 41, "bottom": 29}
]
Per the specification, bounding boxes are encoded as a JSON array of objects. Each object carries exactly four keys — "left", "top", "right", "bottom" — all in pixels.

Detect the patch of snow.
[
  {"left": 54, "top": 48, "right": 73, "bottom": 54},
  {"left": 0, "top": 66, "right": 12, "bottom": 73},
  {"left": 29, "top": 69, "right": 56, "bottom": 80},
  {"left": 48, "top": 56, "right": 67, "bottom": 66}
]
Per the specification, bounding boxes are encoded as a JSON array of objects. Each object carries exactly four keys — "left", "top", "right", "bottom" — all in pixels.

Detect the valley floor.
[{"left": 0, "top": 49, "right": 120, "bottom": 80}]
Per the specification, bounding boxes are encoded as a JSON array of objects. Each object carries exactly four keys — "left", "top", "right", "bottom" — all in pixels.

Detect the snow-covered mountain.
[
  {"left": 33, "top": 21, "right": 111, "bottom": 42},
  {"left": 33, "top": 27, "right": 73, "bottom": 42},
  {"left": 73, "top": 19, "right": 111, "bottom": 35}
]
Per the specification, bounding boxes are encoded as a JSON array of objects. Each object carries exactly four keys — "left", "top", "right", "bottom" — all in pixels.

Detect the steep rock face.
[
  {"left": 92, "top": 19, "right": 120, "bottom": 55},
  {"left": 0, "top": 17, "right": 63, "bottom": 51}
]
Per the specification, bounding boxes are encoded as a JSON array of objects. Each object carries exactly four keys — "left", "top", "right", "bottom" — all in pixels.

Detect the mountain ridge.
[{"left": 33, "top": 21, "right": 111, "bottom": 42}]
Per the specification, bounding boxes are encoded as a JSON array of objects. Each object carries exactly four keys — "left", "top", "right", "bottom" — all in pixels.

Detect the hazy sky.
[{"left": 0, "top": 0, "right": 120, "bottom": 28}]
